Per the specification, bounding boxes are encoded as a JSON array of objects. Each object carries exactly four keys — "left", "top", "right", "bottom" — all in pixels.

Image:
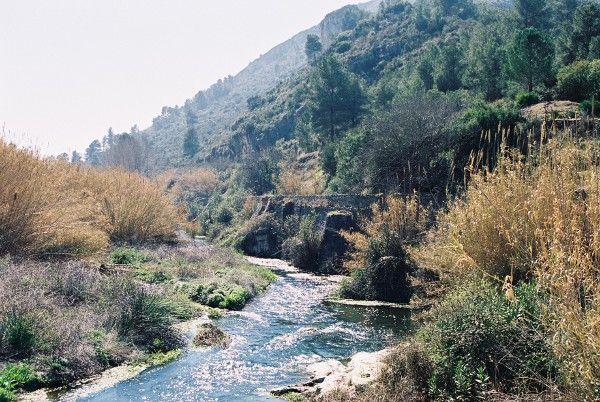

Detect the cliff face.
[{"left": 141, "top": 1, "right": 380, "bottom": 169}]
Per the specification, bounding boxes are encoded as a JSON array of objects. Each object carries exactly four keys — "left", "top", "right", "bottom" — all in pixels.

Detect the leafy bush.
[
  {"left": 422, "top": 280, "right": 558, "bottom": 399},
  {"left": 556, "top": 59, "right": 600, "bottom": 102},
  {"left": 110, "top": 248, "right": 149, "bottom": 265},
  {"left": 0, "top": 309, "right": 37, "bottom": 357},
  {"left": 0, "top": 363, "right": 39, "bottom": 392},
  {"left": 340, "top": 256, "right": 412, "bottom": 303},
  {"left": 516, "top": 91, "right": 540, "bottom": 107},
  {"left": 282, "top": 215, "right": 322, "bottom": 271},
  {"left": 0, "top": 363, "right": 40, "bottom": 401},
  {"left": 580, "top": 99, "right": 600, "bottom": 115}
]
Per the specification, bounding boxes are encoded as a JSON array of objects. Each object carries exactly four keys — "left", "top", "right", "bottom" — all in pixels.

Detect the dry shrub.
[
  {"left": 440, "top": 133, "right": 600, "bottom": 397},
  {"left": 343, "top": 194, "right": 430, "bottom": 270},
  {"left": 90, "top": 169, "right": 179, "bottom": 243},
  {"left": 0, "top": 140, "right": 179, "bottom": 256},
  {"left": 0, "top": 142, "right": 107, "bottom": 255},
  {"left": 276, "top": 162, "right": 325, "bottom": 195},
  {"left": 158, "top": 168, "right": 218, "bottom": 195}
]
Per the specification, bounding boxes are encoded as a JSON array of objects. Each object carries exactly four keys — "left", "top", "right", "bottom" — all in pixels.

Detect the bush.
[
  {"left": 0, "top": 363, "right": 40, "bottom": 401},
  {"left": 282, "top": 215, "right": 322, "bottom": 271},
  {"left": 556, "top": 59, "right": 600, "bottom": 102},
  {"left": 340, "top": 256, "right": 413, "bottom": 303},
  {"left": 0, "top": 363, "right": 39, "bottom": 392},
  {"left": 580, "top": 99, "right": 600, "bottom": 115},
  {"left": 192, "top": 283, "right": 251, "bottom": 310},
  {"left": 110, "top": 248, "right": 149, "bottom": 265},
  {"left": 115, "top": 283, "right": 181, "bottom": 352},
  {"left": 344, "top": 195, "right": 429, "bottom": 270},
  {"left": 516, "top": 91, "right": 540, "bottom": 108},
  {"left": 422, "top": 280, "right": 558, "bottom": 399},
  {"left": 440, "top": 136, "right": 600, "bottom": 397},
  {"left": 0, "top": 309, "right": 37, "bottom": 357}
]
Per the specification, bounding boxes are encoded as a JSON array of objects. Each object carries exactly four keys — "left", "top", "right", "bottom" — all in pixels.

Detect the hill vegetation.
[{"left": 5, "top": 0, "right": 600, "bottom": 400}]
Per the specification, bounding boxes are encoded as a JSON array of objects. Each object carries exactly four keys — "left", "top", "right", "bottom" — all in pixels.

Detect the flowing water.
[{"left": 79, "top": 260, "right": 413, "bottom": 401}]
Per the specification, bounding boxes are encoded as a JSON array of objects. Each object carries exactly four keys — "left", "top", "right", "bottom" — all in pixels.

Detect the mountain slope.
[{"left": 141, "top": 1, "right": 381, "bottom": 169}]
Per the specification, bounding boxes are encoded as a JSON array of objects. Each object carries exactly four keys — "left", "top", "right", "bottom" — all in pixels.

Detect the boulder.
[{"left": 192, "top": 323, "right": 231, "bottom": 348}]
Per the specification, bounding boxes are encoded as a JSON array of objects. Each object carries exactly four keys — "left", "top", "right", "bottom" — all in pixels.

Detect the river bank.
[{"left": 65, "top": 256, "right": 411, "bottom": 401}]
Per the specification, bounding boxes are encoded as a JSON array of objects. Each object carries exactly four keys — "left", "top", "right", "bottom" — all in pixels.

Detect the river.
[{"left": 78, "top": 259, "right": 412, "bottom": 401}]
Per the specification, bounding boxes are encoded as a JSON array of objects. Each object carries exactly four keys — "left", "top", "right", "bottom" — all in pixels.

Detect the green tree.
[
  {"left": 435, "top": 43, "right": 464, "bottom": 92},
  {"left": 507, "top": 28, "right": 555, "bottom": 92},
  {"left": 305, "top": 34, "right": 323, "bottom": 65},
  {"left": 569, "top": 1, "right": 600, "bottom": 61},
  {"left": 85, "top": 140, "right": 102, "bottom": 166},
  {"left": 590, "top": 36, "right": 600, "bottom": 59},
  {"left": 183, "top": 128, "right": 199, "bottom": 158},
  {"left": 71, "top": 151, "right": 82, "bottom": 163},
  {"left": 464, "top": 25, "right": 505, "bottom": 100},
  {"left": 434, "top": 0, "right": 475, "bottom": 19},
  {"left": 239, "top": 152, "right": 279, "bottom": 195},
  {"left": 417, "top": 52, "right": 435, "bottom": 91},
  {"left": 514, "top": 0, "right": 549, "bottom": 28},
  {"left": 556, "top": 59, "right": 600, "bottom": 101},
  {"left": 310, "top": 56, "right": 366, "bottom": 142}
]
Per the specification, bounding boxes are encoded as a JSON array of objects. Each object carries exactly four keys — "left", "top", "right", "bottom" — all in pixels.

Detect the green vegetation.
[
  {"left": 282, "top": 215, "right": 322, "bottom": 271},
  {"left": 0, "top": 232, "right": 274, "bottom": 399},
  {"left": 336, "top": 132, "right": 600, "bottom": 400},
  {"left": 0, "top": 363, "right": 40, "bottom": 401}
]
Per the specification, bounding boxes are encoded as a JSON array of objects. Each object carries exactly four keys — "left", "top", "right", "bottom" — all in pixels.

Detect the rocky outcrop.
[
  {"left": 192, "top": 323, "right": 231, "bottom": 348},
  {"left": 272, "top": 349, "right": 390, "bottom": 399}
]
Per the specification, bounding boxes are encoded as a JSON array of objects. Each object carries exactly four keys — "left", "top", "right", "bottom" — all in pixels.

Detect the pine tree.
[
  {"left": 71, "top": 151, "right": 82, "bottom": 163},
  {"left": 507, "top": 28, "right": 555, "bottom": 92},
  {"left": 305, "top": 34, "right": 323, "bottom": 65},
  {"left": 310, "top": 56, "right": 365, "bottom": 142},
  {"left": 85, "top": 140, "right": 102, "bottom": 166},
  {"left": 515, "top": 0, "right": 549, "bottom": 29},
  {"left": 183, "top": 127, "right": 200, "bottom": 158}
]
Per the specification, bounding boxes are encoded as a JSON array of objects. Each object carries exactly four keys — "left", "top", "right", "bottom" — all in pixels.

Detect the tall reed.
[
  {"left": 0, "top": 140, "right": 179, "bottom": 256},
  {"left": 439, "top": 128, "right": 600, "bottom": 397}
]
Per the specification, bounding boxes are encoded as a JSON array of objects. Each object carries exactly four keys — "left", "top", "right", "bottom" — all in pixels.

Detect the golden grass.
[
  {"left": 437, "top": 130, "right": 600, "bottom": 396},
  {"left": 343, "top": 194, "right": 430, "bottom": 270},
  {"left": 0, "top": 140, "right": 179, "bottom": 256},
  {"left": 156, "top": 168, "right": 219, "bottom": 197}
]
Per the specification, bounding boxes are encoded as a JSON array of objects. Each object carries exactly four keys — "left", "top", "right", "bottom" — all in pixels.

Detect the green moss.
[{"left": 142, "top": 349, "right": 182, "bottom": 366}]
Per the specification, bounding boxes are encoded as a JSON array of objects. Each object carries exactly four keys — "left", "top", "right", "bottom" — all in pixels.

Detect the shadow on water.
[{"left": 78, "top": 265, "right": 414, "bottom": 402}]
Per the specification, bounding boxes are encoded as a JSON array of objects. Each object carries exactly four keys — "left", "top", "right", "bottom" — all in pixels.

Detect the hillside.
[{"left": 137, "top": 1, "right": 381, "bottom": 169}]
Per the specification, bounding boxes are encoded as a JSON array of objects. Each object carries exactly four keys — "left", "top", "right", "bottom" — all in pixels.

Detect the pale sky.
[{"left": 0, "top": 0, "right": 356, "bottom": 156}]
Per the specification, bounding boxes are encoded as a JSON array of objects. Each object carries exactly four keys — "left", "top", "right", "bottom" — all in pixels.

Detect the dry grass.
[
  {"left": 436, "top": 130, "right": 600, "bottom": 397},
  {"left": 157, "top": 168, "right": 219, "bottom": 198},
  {"left": 0, "top": 140, "right": 179, "bottom": 256},
  {"left": 342, "top": 194, "right": 430, "bottom": 270}
]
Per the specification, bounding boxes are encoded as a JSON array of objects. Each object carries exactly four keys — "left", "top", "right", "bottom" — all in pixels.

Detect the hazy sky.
[{"left": 0, "top": 0, "right": 356, "bottom": 155}]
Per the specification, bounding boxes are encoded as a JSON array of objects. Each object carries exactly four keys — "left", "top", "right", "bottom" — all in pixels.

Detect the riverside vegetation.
[
  {"left": 0, "top": 140, "right": 275, "bottom": 401},
  {"left": 4, "top": 0, "right": 600, "bottom": 400}
]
